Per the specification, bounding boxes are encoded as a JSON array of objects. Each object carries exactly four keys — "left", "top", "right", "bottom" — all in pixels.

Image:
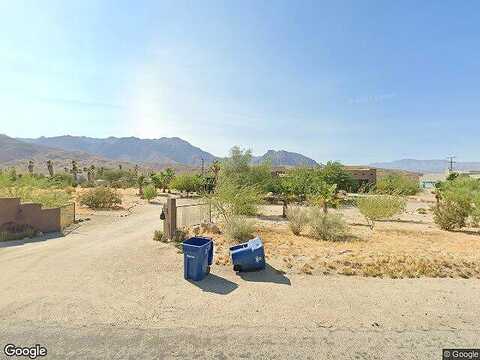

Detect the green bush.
[
  {"left": 207, "top": 179, "right": 263, "bottom": 220},
  {"left": 143, "top": 184, "right": 157, "bottom": 202},
  {"left": 97, "top": 169, "right": 137, "bottom": 188},
  {"left": 357, "top": 195, "right": 406, "bottom": 229},
  {"left": 434, "top": 177, "right": 480, "bottom": 230},
  {"left": 376, "top": 174, "right": 420, "bottom": 196},
  {"left": 223, "top": 216, "right": 255, "bottom": 242},
  {"left": 286, "top": 206, "right": 309, "bottom": 235},
  {"left": 170, "top": 173, "right": 202, "bottom": 196},
  {"left": 308, "top": 208, "right": 348, "bottom": 241},
  {"left": 433, "top": 201, "right": 468, "bottom": 231},
  {"left": 79, "top": 186, "right": 122, "bottom": 209},
  {"left": 153, "top": 230, "right": 165, "bottom": 242}
]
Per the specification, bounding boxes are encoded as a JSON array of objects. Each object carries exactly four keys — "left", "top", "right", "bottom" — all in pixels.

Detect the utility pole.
[{"left": 446, "top": 156, "right": 456, "bottom": 172}]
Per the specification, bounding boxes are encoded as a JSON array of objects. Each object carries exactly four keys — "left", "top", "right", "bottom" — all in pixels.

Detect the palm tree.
[
  {"left": 27, "top": 160, "right": 34, "bottom": 175},
  {"left": 47, "top": 160, "right": 54, "bottom": 177},
  {"left": 71, "top": 160, "right": 78, "bottom": 182},
  {"left": 137, "top": 175, "right": 146, "bottom": 198},
  {"left": 210, "top": 160, "right": 221, "bottom": 185}
]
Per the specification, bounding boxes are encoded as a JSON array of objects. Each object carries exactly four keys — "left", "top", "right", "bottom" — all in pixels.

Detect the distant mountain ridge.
[
  {"left": 21, "top": 135, "right": 216, "bottom": 166},
  {"left": 252, "top": 150, "right": 318, "bottom": 166},
  {"left": 0, "top": 134, "right": 132, "bottom": 172},
  {"left": 12, "top": 135, "right": 319, "bottom": 168},
  {"left": 370, "top": 159, "right": 480, "bottom": 173}
]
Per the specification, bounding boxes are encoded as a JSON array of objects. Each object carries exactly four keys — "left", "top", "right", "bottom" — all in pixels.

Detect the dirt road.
[{"left": 1, "top": 204, "right": 479, "bottom": 359}]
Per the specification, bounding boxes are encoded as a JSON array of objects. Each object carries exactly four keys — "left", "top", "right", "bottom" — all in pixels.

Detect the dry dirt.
[
  {"left": 202, "top": 192, "right": 480, "bottom": 279},
  {"left": 1, "top": 200, "right": 479, "bottom": 359}
]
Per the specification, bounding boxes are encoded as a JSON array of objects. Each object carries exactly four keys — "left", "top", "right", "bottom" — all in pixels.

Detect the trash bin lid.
[{"left": 247, "top": 237, "right": 263, "bottom": 250}]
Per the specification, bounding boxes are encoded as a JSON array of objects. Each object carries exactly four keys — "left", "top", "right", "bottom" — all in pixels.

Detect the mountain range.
[
  {"left": 0, "top": 134, "right": 319, "bottom": 171},
  {"left": 370, "top": 159, "right": 480, "bottom": 174}
]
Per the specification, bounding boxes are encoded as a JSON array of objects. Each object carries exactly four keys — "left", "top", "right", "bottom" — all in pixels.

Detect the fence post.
[{"left": 164, "top": 198, "right": 177, "bottom": 240}]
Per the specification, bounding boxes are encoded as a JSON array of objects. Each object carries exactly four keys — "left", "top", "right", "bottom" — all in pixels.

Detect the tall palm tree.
[
  {"left": 27, "top": 160, "right": 34, "bottom": 175},
  {"left": 47, "top": 160, "right": 54, "bottom": 177}
]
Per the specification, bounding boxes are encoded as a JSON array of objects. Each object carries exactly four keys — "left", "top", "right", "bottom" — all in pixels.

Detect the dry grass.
[{"left": 200, "top": 192, "right": 480, "bottom": 279}]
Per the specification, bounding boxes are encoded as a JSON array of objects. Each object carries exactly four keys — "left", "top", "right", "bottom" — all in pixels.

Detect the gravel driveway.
[{"left": 0, "top": 203, "right": 479, "bottom": 359}]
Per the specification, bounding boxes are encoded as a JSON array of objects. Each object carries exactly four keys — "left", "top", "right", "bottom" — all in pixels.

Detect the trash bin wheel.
[{"left": 233, "top": 264, "right": 241, "bottom": 272}]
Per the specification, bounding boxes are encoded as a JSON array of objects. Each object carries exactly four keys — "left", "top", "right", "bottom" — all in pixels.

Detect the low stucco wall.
[{"left": 0, "top": 198, "right": 62, "bottom": 233}]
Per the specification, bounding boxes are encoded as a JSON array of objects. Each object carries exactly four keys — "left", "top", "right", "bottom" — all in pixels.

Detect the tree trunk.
[{"left": 323, "top": 202, "right": 328, "bottom": 214}]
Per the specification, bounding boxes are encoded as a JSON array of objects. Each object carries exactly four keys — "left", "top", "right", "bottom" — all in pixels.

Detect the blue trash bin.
[
  {"left": 229, "top": 236, "right": 266, "bottom": 272},
  {"left": 182, "top": 237, "right": 213, "bottom": 281}
]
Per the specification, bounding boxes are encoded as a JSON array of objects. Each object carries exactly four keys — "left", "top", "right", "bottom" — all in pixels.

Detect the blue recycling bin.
[
  {"left": 182, "top": 236, "right": 214, "bottom": 281},
  {"left": 229, "top": 236, "right": 266, "bottom": 272}
]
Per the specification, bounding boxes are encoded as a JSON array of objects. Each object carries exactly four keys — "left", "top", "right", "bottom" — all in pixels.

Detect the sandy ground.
[
  {"left": 205, "top": 192, "right": 480, "bottom": 278},
  {"left": 1, "top": 200, "right": 479, "bottom": 359}
]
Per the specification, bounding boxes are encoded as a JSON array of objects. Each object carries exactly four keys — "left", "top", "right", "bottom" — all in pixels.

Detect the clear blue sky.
[{"left": 1, "top": 1, "right": 478, "bottom": 164}]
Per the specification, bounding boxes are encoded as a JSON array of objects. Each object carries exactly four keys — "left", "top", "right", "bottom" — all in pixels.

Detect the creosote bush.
[
  {"left": 153, "top": 230, "right": 165, "bottom": 242},
  {"left": 143, "top": 184, "right": 157, "bottom": 202},
  {"left": 357, "top": 195, "right": 406, "bottom": 229},
  {"left": 223, "top": 216, "right": 255, "bottom": 242},
  {"left": 433, "top": 201, "right": 468, "bottom": 231},
  {"left": 376, "top": 173, "right": 420, "bottom": 196},
  {"left": 308, "top": 207, "right": 348, "bottom": 241},
  {"left": 79, "top": 186, "right": 122, "bottom": 209},
  {"left": 286, "top": 206, "right": 309, "bottom": 235}
]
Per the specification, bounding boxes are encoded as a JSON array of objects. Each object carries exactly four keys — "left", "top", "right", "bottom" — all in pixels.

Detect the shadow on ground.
[
  {"left": 237, "top": 264, "right": 291, "bottom": 286},
  {"left": 0, "top": 232, "right": 65, "bottom": 249},
  {"left": 188, "top": 274, "right": 239, "bottom": 295}
]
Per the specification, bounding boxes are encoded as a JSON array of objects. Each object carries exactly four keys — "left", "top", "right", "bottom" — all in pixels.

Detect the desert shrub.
[
  {"left": 416, "top": 207, "right": 428, "bottom": 215},
  {"left": 79, "top": 186, "right": 122, "bottom": 209},
  {"left": 357, "top": 195, "right": 406, "bottom": 229},
  {"left": 153, "top": 230, "right": 165, "bottom": 242},
  {"left": 317, "top": 161, "right": 358, "bottom": 192},
  {"left": 143, "top": 184, "right": 157, "bottom": 202},
  {"left": 97, "top": 169, "right": 137, "bottom": 188},
  {"left": 48, "top": 173, "right": 76, "bottom": 188},
  {"left": 286, "top": 206, "right": 309, "bottom": 235},
  {"left": 32, "top": 190, "right": 71, "bottom": 208},
  {"left": 376, "top": 174, "right": 420, "bottom": 196},
  {"left": 223, "top": 215, "right": 255, "bottom": 242},
  {"left": 434, "top": 177, "right": 480, "bottom": 230},
  {"left": 172, "top": 228, "right": 189, "bottom": 243},
  {"left": 308, "top": 208, "right": 348, "bottom": 241},
  {"left": 433, "top": 201, "right": 468, "bottom": 231},
  {"left": 170, "top": 173, "right": 202, "bottom": 196},
  {"left": 207, "top": 179, "right": 263, "bottom": 220}
]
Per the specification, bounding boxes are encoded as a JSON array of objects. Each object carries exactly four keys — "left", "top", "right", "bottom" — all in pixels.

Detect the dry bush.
[
  {"left": 308, "top": 207, "right": 348, "bottom": 241},
  {"left": 433, "top": 201, "right": 468, "bottom": 231},
  {"left": 153, "top": 230, "right": 165, "bottom": 242},
  {"left": 143, "top": 184, "right": 157, "bottom": 202},
  {"left": 223, "top": 216, "right": 255, "bottom": 243},
  {"left": 79, "top": 186, "right": 122, "bottom": 209},
  {"left": 286, "top": 206, "right": 309, "bottom": 235},
  {"left": 357, "top": 195, "right": 406, "bottom": 229}
]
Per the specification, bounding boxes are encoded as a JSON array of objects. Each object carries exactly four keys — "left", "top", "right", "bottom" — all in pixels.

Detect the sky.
[{"left": 0, "top": 0, "right": 479, "bottom": 164}]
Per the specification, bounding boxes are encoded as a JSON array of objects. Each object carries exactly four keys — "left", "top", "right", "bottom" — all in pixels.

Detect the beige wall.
[{"left": 0, "top": 198, "right": 62, "bottom": 233}]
